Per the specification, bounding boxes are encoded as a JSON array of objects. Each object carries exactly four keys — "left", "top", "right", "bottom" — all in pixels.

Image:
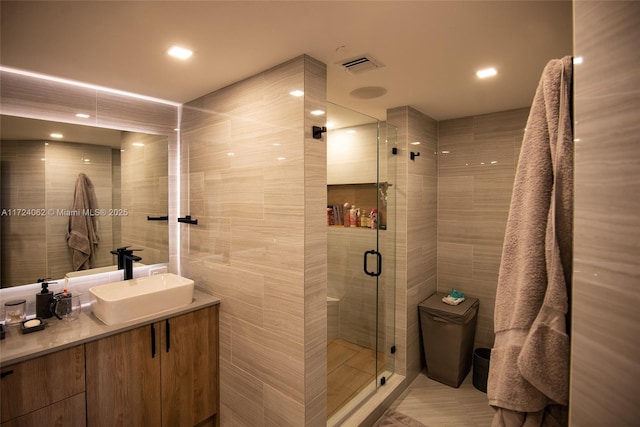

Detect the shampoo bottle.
[
  {"left": 350, "top": 206, "right": 358, "bottom": 228},
  {"left": 36, "top": 278, "right": 55, "bottom": 319}
]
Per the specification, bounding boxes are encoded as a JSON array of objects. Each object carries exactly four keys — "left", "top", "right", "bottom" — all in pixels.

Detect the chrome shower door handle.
[{"left": 363, "top": 250, "right": 382, "bottom": 277}]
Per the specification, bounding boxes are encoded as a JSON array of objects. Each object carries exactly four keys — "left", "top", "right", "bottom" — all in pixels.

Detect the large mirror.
[
  {"left": 0, "top": 67, "right": 179, "bottom": 288},
  {"left": 1, "top": 116, "right": 169, "bottom": 287}
]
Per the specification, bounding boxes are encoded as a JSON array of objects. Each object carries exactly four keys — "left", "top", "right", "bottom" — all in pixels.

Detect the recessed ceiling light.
[
  {"left": 50, "top": 133, "right": 63, "bottom": 138},
  {"left": 167, "top": 45, "right": 193, "bottom": 60},
  {"left": 476, "top": 67, "right": 497, "bottom": 79},
  {"left": 311, "top": 110, "right": 325, "bottom": 116},
  {"left": 75, "top": 113, "right": 90, "bottom": 119},
  {"left": 411, "top": 141, "right": 421, "bottom": 145},
  {"left": 289, "top": 90, "right": 304, "bottom": 97},
  {"left": 132, "top": 142, "right": 145, "bottom": 147}
]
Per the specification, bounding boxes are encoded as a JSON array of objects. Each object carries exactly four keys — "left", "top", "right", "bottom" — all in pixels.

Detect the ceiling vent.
[{"left": 337, "top": 55, "right": 384, "bottom": 74}]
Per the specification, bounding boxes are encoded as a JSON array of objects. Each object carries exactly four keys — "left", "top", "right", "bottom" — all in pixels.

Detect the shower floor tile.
[{"left": 327, "top": 339, "right": 384, "bottom": 417}]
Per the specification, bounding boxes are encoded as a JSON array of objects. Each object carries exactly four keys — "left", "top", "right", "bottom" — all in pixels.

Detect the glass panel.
[
  {"left": 377, "top": 121, "right": 397, "bottom": 383},
  {"left": 326, "top": 103, "right": 395, "bottom": 422}
]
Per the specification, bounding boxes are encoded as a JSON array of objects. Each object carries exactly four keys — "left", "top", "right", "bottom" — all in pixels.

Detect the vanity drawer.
[
  {"left": 0, "top": 345, "right": 85, "bottom": 422},
  {"left": 0, "top": 393, "right": 86, "bottom": 427}
]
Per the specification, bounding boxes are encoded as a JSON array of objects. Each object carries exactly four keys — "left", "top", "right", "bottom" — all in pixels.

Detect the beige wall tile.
[
  {"left": 0, "top": 140, "right": 46, "bottom": 285},
  {"left": 387, "top": 106, "right": 438, "bottom": 381},
  {"left": 571, "top": 2, "right": 640, "bottom": 425},
  {"left": 181, "top": 55, "right": 327, "bottom": 425},
  {"left": 438, "top": 108, "right": 529, "bottom": 350}
]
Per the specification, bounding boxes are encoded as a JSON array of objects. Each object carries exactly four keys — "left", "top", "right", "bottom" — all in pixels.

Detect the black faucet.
[
  {"left": 123, "top": 250, "right": 142, "bottom": 280},
  {"left": 111, "top": 246, "right": 143, "bottom": 280}
]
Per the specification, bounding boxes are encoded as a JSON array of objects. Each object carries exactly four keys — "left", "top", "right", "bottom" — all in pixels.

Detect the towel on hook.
[
  {"left": 488, "top": 56, "right": 573, "bottom": 427},
  {"left": 67, "top": 173, "right": 100, "bottom": 270}
]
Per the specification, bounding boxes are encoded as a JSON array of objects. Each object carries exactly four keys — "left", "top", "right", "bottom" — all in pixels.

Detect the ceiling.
[{"left": 0, "top": 1, "right": 573, "bottom": 122}]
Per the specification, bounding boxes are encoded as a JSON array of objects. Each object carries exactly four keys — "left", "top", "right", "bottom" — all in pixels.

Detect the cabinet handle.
[
  {"left": 0, "top": 370, "right": 14, "bottom": 379},
  {"left": 151, "top": 324, "right": 156, "bottom": 358},
  {"left": 165, "top": 319, "right": 171, "bottom": 353}
]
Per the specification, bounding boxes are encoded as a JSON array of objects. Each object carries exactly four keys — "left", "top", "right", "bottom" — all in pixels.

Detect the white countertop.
[{"left": 0, "top": 289, "right": 220, "bottom": 368}]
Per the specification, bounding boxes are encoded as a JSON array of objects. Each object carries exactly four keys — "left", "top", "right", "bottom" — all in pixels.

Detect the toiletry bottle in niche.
[
  {"left": 361, "top": 212, "right": 369, "bottom": 228},
  {"left": 36, "top": 278, "right": 55, "bottom": 319},
  {"left": 350, "top": 205, "right": 358, "bottom": 228},
  {"left": 343, "top": 202, "right": 351, "bottom": 227},
  {"left": 370, "top": 208, "right": 378, "bottom": 229}
]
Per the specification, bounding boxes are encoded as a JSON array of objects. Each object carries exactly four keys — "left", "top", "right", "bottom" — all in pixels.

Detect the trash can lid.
[{"left": 419, "top": 292, "right": 479, "bottom": 318}]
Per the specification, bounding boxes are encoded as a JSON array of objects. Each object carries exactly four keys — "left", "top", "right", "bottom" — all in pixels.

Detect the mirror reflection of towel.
[{"left": 67, "top": 173, "right": 100, "bottom": 270}]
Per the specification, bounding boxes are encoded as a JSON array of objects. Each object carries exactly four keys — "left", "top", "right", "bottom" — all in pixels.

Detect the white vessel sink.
[{"left": 89, "top": 273, "right": 194, "bottom": 325}]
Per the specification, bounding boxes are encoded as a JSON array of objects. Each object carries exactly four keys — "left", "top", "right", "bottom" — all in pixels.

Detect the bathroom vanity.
[{"left": 0, "top": 291, "right": 220, "bottom": 427}]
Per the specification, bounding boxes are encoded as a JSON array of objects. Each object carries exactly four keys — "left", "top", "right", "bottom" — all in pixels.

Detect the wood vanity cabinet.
[
  {"left": 0, "top": 345, "right": 86, "bottom": 427},
  {"left": 85, "top": 305, "right": 219, "bottom": 427}
]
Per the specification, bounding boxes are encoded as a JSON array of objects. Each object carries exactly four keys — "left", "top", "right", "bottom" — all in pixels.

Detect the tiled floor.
[
  {"left": 327, "top": 339, "right": 384, "bottom": 417},
  {"left": 381, "top": 370, "right": 495, "bottom": 427}
]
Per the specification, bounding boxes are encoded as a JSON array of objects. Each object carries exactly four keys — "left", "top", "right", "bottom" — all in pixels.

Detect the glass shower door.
[{"left": 326, "top": 103, "right": 396, "bottom": 422}]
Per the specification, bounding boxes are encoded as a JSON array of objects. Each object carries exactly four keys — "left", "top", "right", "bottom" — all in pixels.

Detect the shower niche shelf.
[{"left": 327, "top": 183, "right": 387, "bottom": 230}]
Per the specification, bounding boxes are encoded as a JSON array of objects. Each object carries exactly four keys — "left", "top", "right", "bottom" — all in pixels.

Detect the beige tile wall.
[
  {"left": 0, "top": 140, "right": 46, "bottom": 286},
  {"left": 326, "top": 123, "right": 394, "bottom": 355},
  {"left": 120, "top": 131, "right": 169, "bottom": 265},
  {"left": 180, "top": 55, "right": 327, "bottom": 426},
  {"left": 111, "top": 149, "right": 121, "bottom": 251},
  {"left": 328, "top": 227, "right": 383, "bottom": 349},
  {"left": 387, "top": 106, "right": 438, "bottom": 381},
  {"left": 327, "top": 122, "right": 379, "bottom": 184},
  {"left": 571, "top": 2, "right": 640, "bottom": 425},
  {"left": 437, "top": 108, "right": 529, "bottom": 350}
]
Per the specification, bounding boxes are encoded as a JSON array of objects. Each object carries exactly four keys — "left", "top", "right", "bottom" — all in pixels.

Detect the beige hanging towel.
[
  {"left": 67, "top": 172, "right": 100, "bottom": 270},
  {"left": 488, "top": 56, "right": 573, "bottom": 427}
]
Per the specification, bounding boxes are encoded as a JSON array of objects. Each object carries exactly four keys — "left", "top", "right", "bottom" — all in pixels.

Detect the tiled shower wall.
[
  {"left": 571, "top": 2, "right": 640, "bottom": 424},
  {"left": 387, "top": 106, "right": 438, "bottom": 381},
  {"left": 179, "top": 55, "right": 327, "bottom": 426},
  {"left": 437, "top": 108, "right": 529, "bottom": 350}
]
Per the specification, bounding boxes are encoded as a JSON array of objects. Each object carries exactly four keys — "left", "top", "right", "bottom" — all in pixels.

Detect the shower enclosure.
[{"left": 325, "top": 102, "right": 397, "bottom": 423}]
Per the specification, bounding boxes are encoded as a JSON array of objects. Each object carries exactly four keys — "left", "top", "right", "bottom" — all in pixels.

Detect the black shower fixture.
[
  {"left": 410, "top": 151, "right": 420, "bottom": 161},
  {"left": 312, "top": 126, "right": 327, "bottom": 139}
]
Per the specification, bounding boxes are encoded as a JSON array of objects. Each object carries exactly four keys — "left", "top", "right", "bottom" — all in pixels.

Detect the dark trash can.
[
  {"left": 418, "top": 292, "right": 479, "bottom": 388},
  {"left": 472, "top": 347, "right": 491, "bottom": 393}
]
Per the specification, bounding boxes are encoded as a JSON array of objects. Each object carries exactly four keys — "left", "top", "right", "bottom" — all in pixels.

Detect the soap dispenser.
[{"left": 36, "top": 278, "right": 55, "bottom": 319}]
